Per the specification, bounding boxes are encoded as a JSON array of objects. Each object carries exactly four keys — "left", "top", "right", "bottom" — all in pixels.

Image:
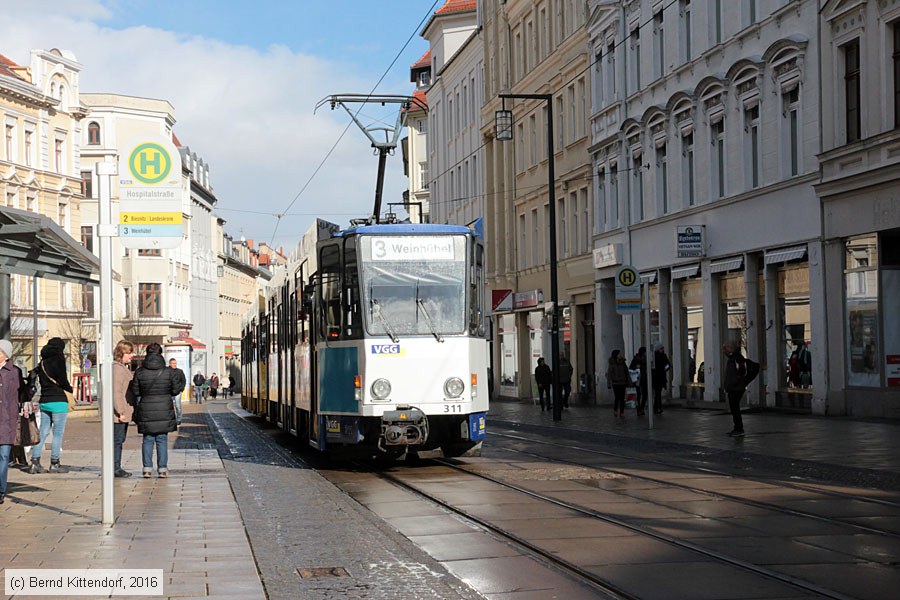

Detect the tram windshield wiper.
[
  {"left": 371, "top": 297, "right": 399, "bottom": 343},
  {"left": 415, "top": 285, "right": 444, "bottom": 343}
]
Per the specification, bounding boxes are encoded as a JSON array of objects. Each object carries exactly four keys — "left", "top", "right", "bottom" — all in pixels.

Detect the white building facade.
[{"left": 589, "top": 1, "right": 825, "bottom": 412}]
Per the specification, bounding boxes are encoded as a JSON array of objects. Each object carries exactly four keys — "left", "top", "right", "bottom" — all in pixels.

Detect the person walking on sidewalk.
[
  {"left": 534, "top": 357, "right": 552, "bottom": 412},
  {"left": 0, "top": 339, "right": 23, "bottom": 503},
  {"left": 192, "top": 372, "right": 205, "bottom": 404},
  {"left": 652, "top": 345, "right": 671, "bottom": 415},
  {"left": 209, "top": 373, "right": 219, "bottom": 399},
  {"left": 113, "top": 340, "right": 136, "bottom": 478},
  {"left": 723, "top": 340, "right": 748, "bottom": 437},
  {"left": 629, "top": 347, "right": 648, "bottom": 416},
  {"left": 30, "top": 337, "right": 73, "bottom": 474},
  {"left": 132, "top": 343, "right": 185, "bottom": 478},
  {"left": 168, "top": 358, "right": 185, "bottom": 425},
  {"left": 557, "top": 356, "right": 574, "bottom": 409},
  {"left": 606, "top": 350, "right": 629, "bottom": 419}
]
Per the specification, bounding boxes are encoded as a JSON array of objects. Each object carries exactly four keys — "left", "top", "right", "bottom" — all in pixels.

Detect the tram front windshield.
[{"left": 360, "top": 235, "right": 467, "bottom": 337}]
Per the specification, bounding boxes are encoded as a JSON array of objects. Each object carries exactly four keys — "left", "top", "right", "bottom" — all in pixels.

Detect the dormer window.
[
  {"left": 418, "top": 71, "right": 431, "bottom": 87},
  {"left": 88, "top": 122, "right": 101, "bottom": 145}
]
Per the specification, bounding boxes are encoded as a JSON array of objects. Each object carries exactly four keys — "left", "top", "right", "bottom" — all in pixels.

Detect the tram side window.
[
  {"left": 319, "top": 243, "right": 342, "bottom": 341},
  {"left": 343, "top": 238, "right": 363, "bottom": 339},
  {"left": 469, "top": 242, "right": 485, "bottom": 336}
]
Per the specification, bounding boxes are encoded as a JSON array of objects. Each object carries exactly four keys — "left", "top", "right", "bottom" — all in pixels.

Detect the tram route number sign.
[
  {"left": 117, "top": 134, "right": 184, "bottom": 250},
  {"left": 615, "top": 265, "right": 642, "bottom": 315}
]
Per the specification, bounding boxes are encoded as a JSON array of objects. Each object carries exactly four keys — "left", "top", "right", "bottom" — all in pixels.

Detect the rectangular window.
[
  {"left": 682, "top": 133, "right": 695, "bottom": 206},
  {"left": 657, "top": 145, "right": 668, "bottom": 214},
  {"left": 714, "top": 0, "right": 723, "bottom": 44},
  {"left": 531, "top": 208, "right": 539, "bottom": 266},
  {"left": 681, "top": 0, "right": 692, "bottom": 62},
  {"left": 55, "top": 139, "right": 63, "bottom": 173},
  {"left": 4, "top": 124, "right": 13, "bottom": 160},
  {"left": 24, "top": 130, "right": 32, "bottom": 167},
  {"left": 517, "top": 123, "right": 525, "bottom": 172},
  {"left": 783, "top": 88, "right": 800, "bottom": 177},
  {"left": 556, "top": 95, "right": 565, "bottom": 148},
  {"left": 844, "top": 39, "right": 861, "bottom": 143},
  {"left": 138, "top": 283, "right": 161, "bottom": 317},
  {"left": 746, "top": 0, "right": 757, "bottom": 26},
  {"left": 630, "top": 26, "right": 641, "bottom": 93},
  {"left": 570, "top": 191, "right": 579, "bottom": 255},
  {"left": 568, "top": 84, "right": 576, "bottom": 141},
  {"left": 712, "top": 120, "right": 725, "bottom": 198},
  {"left": 597, "top": 168, "right": 606, "bottom": 231},
  {"left": 80, "top": 225, "right": 94, "bottom": 254},
  {"left": 581, "top": 188, "right": 589, "bottom": 252},
  {"left": 894, "top": 24, "right": 900, "bottom": 128},
  {"left": 594, "top": 52, "right": 604, "bottom": 107},
  {"left": 610, "top": 162, "right": 619, "bottom": 227},
  {"left": 81, "top": 170, "right": 93, "bottom": 199},
  {"left": 529, "top": 114, "right": 537, "bottom": 165},
  {"left": 544, "top": 204, "right": 551, "bottom": 261},
  {"left": 578, "top": 78, "right": 586, "bottom": 136},
  {"left": 138, "top": 249, "right": 162, "bottom": 257},
  {"left": 745, "top": 105, "right": 760, "bottom": 189},
  {"left": 123, "top": 288, "right": 131, "bottom": 318},
  {"left": 633, "top": 152, "right": 644, "bottom": 221},
  {"left": 607, "top": 43, "right": 616, "bottom": 97},
  {"left": 559, "top": 197, "right": 567, "bottom": 257},
  {"left": 653, "top": 10, "right": 664, "bottom": 80},
  {"left": 83, "top": 284, "right": 95, "bottom": 318},
  {"left": 845, "top": 234, "right": 879, "bottom": 387},
  {"left": 518, "top": 213, "right": 527, "bottom": 270},
  {"left": 419, "top": 162, "right": 429, "bottom": 189}
]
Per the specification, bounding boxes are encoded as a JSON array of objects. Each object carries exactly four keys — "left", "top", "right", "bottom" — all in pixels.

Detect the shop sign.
[
  {"left": 513, "top": 289, "right": 542, "bottom": 310},
  {"left": 593, "top": 243, "right": 621, "bottom": 268},
  {"left": 614, "top": 265, "right": 642, "bottom": 315},
  {"left": 224, "top": 345, "right": 233, "bottom": 357},
  {"left": 492, "top": 289, "right": 513, "bottom": 312},
  {"left": 676, "top": 225, "right": 705, "bottom": 258},
  {"left": 887, "top": 355, "right": 900, "bottom": 388}
]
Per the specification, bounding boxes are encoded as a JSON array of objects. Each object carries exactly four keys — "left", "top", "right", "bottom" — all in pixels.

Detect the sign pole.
[
  {"left": 645, "top": 281, "right": 655, "bottom": 429},
  {"left": 97, "top": 160, "right": 117, "bottom": 525}
]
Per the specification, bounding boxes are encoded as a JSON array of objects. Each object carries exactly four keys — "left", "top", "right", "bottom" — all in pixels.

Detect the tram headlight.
[
  {"left": 444, "top": 377, "right": 465, "bottom": 398},
  {"left": 371, "top": 378, "right": 392, "bottom": 400}
]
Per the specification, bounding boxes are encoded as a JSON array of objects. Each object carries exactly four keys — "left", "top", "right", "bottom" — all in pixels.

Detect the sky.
[{"left": 0, "top": 0, "right": 438, "bottom": 251}]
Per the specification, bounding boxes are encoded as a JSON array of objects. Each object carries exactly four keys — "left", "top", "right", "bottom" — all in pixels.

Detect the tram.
[{"left": 241, "top": 219, "right": 489, "bottom": 458}]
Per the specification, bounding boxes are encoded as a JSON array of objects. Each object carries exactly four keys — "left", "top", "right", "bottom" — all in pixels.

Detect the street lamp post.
[{"left": 495, "top": 93, "right": 562, "bottom": 422}]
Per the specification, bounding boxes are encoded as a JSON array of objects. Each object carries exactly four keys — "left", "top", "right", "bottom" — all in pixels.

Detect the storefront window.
[
  {"left": 845, "top": 235, "right": 879, "bottom": 387},
  {"left": 499, "top": 313, "right": 519, "bottom": 390},
  {"left": 720, "top": 274, "right": 747, "bottom": 350},
  {"left": 779, "top": 265, "right": 812, "bottom": 390},
  {"left": 680, "top": 278, "right": 704, "bottom": 387}
]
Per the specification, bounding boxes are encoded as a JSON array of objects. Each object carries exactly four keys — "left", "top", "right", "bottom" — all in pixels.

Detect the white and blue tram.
[{"left": 241, "top": 222, "right": 489, "bottom": 458}]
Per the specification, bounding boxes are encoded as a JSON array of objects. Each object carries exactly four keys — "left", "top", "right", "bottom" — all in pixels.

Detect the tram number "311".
[{"left": 443, "top": 404, "right": 463, "bottom": 413}]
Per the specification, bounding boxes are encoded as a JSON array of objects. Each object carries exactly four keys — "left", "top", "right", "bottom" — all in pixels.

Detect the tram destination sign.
[
  {"left": 117, "top": 134, "right": 184, "bottom": 250},
  {"left": 368, "top": 236, "right": 455, "bottom": 261},
  {"left": 676, "top": 225, "right": 706, "bottom": 258}
]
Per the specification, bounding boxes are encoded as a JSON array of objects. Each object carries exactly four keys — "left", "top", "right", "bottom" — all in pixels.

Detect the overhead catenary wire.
[{"left": 267, "top": 0, "right": 442, "bottom": 246}]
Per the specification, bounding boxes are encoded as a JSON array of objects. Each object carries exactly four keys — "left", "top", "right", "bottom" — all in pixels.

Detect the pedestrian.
[
  {"left": 652, "top": 344, "right": 671, "bottom": 415},
  {"left": 131, "top": 343, "right": 185, "bottom": 478},
  {"left": 30, "top": 337, "right": 73, "bottom": 474},
  {"left": 605, "top": 349, "right": 629, "bottom": 419},
  {"left": 168, "top": 358, "right": 186, "bottom": 425},
  {"left": 629, "top": 347, "right": 648, "bottom": 416},
  {"left": 209, "top": 372, "right": 219, "bottom": 399},
  {"left": 226, "top": 374, "right": 236, "bottom": 399},
  {"left": 557, "top": 356, "right": 573, "bottom": 409},
  {"left": 11, "top": 368, "right": 37, "bottom": 469},
  {"left": 723, "top": 340, "right": 748, "bottom": 437},
  {"left": 534, "top": 357, "right": 552, "bottom": 412},
  {"left": 0, "top": 339, "right": 24, "bottom": 503},
  {"left": 113, "top": 340, "right": 136, "bottom": 478},
  {"left": 192, "top": 371, "right": 205, "bottom": 404}
]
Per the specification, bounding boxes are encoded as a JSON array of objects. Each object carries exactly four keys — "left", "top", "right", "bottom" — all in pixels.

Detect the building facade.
[
  {"left": 816, "top": 0, "right": 900, "bottom": 417},
  {"left": 2, "top": 48, "right": 88, "bottom": 372},
  {"left": 588, "top": 1, "right": 824, "bottom": 411},
  {"left": 482, "top": 0, "right": 595, "bottom": 400},
  {"left": 402, "top": 51, "right": 431, "bottom": 224}
]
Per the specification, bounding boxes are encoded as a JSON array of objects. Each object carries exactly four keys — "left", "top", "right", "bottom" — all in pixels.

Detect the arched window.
[{"left": 88, "top": 122, "right": 101, "bottom": 145}]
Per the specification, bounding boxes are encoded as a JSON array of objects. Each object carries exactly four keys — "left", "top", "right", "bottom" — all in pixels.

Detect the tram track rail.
[{"left": 486, "top": 428, "right": 900, "bottom": 540}]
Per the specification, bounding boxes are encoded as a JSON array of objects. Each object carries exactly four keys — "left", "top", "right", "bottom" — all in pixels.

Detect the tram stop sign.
[
  {"left": 615, "top": 264, "right": 642, "bottom": 315},
  {"left": 117, "top": 134, "right": 184, "bottom": 250}
]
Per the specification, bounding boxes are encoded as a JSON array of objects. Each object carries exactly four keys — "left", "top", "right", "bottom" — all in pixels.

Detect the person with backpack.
[
  {"left": 723, "top": 340, "right": 759, "bottom": 437},
  {"left": 192, "top": 372, "right": 205, "bottom": 404},
  {"left": 131, "top": 343, "right": 185, "bottom": 478},
  {"left": 30, "top": 337, "right": 73, "bottom": 473}
]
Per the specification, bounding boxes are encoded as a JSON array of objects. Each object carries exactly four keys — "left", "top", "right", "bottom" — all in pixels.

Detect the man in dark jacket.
[
  {"left": 723, "top": 341, "right": 747, "bottom": 437},
  {"left": 652, "top": 345, "right": 671, "bottom": 415},
  {"left": 132, "top": 343, "right": 184, "bottom": 478},
  {"left": 629, "top": 347, "right": 648, "bottom": 416},
  {"left": 192, "top": 372, "right": 205, "bottom": 404},
  {"left": 31, "top": 337, "right": 73, "bottom": 473},
  {"left": 168, "top": 358, "right": 186, "bottom": 425},
  {"left": 534, "top": 357, "right": 552, "bottom": 412}
]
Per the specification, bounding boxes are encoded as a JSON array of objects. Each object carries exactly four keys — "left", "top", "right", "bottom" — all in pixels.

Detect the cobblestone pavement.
[
  {"left": 487, "top": 399, "right": 900, "bottom": 490},
  {"left": 205, "top": 401, "right": 483, "bottom": 600}
]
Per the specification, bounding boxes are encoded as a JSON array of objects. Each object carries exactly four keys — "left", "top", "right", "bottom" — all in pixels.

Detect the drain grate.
[{"left": 296, "top": 567, "right": 351, "bottom": 579}]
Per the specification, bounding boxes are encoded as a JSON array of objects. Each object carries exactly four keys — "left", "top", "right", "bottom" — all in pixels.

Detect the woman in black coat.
[
  {"left": 131, "top": 343, "right": 184, "bottom": 478},
  {"left": 31, "top": 337, "right": 74, "bottom": 473}
]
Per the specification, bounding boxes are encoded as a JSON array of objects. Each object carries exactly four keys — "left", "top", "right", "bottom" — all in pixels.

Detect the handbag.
[
  {"left": 41, "top": 362, "right": 77, "bottom": 411},
  {"left": 15, "top": 413, "right": 41, "bottom": 446}
]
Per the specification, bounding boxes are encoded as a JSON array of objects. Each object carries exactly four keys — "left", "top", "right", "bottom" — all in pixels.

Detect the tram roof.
[{"left": 337, "top": 224, "right": 473, "bottom": 237}]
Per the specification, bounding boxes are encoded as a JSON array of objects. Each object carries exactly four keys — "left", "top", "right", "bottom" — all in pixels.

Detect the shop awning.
[
  {"left": 671, "top": 263, "right": 700, "bottom": 279},
  {"left": 764, "top": 245, "right": 807, "bottom": 265},
  {"left": 709, "top": 256, "right": 744, "bottom": 273},
  {"left": 0, "top": 205, "right": 99, "bottom": 284},
  {"left": 170, "top": 337, "right": 207, "bottom": 350},
  {"left": 640, "top": 271, "right": 657, "bottom": 283}
]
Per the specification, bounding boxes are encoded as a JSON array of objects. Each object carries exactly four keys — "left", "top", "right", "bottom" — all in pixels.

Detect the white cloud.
[{"left": 0, "top": 0, "right": 412, "bottom": 244}]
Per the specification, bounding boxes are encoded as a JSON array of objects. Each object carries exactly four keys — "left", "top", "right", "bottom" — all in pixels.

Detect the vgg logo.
[{"left": 371, "top": 344, "right": 401, "bottom": 355}]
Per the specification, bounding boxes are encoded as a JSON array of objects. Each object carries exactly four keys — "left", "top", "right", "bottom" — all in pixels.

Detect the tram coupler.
[{"left": 381, "top": 406, "right": 428, "bottom": 446}]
